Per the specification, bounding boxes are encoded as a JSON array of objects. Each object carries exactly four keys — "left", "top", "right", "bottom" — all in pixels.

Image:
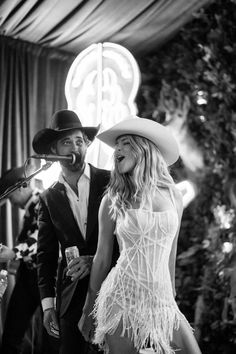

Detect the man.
[
  {"left": 32, "top": 109, "right": 118, "bottom": 354},
  {"left": 0, "top": 166, "right": 57, "bottom": 354}
]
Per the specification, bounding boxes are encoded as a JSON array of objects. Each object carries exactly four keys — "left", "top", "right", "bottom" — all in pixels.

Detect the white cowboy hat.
[{"left": 97, "top": 116, "right": 179, "bottom": 166}]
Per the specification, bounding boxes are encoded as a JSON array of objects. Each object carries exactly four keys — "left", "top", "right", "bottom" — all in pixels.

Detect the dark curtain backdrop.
[
  {"left": 0, "top": 35, "right": 74, "bottom": 336},
  {"left": 0, "top": 35, "right": 74, "bottom": 172}
]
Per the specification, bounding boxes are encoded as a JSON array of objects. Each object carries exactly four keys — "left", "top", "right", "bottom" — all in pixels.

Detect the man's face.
[{"left": 53, "top": 129, "right": 88, "bottom": 171}]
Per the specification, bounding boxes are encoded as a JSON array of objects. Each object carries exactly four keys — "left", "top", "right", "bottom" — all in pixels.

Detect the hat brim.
[
  {"left": 96, "top": 116, "right": 179, "bottom": 166},
  {"left": 33, "top": 126, "right": 99, "bottom": 154}
]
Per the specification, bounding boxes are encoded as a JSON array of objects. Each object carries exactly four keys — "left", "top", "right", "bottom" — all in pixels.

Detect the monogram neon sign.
[{"left": 65, "top": 42, "right": 141, "bottom": 169}]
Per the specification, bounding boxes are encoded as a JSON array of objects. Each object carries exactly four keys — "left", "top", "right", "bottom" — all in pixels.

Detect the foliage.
[{"left": 136, "top": 0, "right": 236, "bottom": 352}]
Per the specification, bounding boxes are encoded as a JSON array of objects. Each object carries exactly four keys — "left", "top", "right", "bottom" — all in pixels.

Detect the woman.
[{"left": 77, "top": 116, "right": 202, "bottom": 354}]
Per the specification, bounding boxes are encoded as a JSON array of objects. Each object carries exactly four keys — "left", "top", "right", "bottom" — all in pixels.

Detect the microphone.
[{"left": 31, "top": 153, "right": 80, "bottom": 165}]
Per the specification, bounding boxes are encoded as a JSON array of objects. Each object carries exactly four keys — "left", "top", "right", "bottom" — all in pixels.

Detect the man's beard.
[{"left": 60, "top": 153, "right": 85, "bottom": 172}]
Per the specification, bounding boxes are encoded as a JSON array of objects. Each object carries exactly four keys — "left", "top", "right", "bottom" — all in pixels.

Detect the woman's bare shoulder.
[
  {"left": 101, "top": 193, "right": 111, "bottom": 207},
  {"left": 100, "top": 193, "right": 113, "bottom": 217}
]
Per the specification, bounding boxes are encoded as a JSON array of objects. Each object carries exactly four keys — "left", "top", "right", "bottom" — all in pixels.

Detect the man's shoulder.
[
  {"left": 89, "top": 165, "right": 110, "bottom": 189},
  {"left": 39, "top": 181, "right": 64, "bottom": 199},
  {"left": 89, "top": 164, "right": 110, "bottom": 177}
]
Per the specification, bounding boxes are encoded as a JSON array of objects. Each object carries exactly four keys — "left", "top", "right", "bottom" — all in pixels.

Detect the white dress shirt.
[{"left": 59, "top": 163, "right": 90, "bottom": 239}]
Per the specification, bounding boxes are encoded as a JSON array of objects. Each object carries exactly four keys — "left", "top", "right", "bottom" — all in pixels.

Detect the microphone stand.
[{"left": 0, "top": 162, "right": 52, "bottom": 202}]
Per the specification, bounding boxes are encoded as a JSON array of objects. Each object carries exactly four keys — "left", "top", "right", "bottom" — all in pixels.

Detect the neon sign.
[{"left": 65, "top": 42, "right": 141, "bottom": 169}]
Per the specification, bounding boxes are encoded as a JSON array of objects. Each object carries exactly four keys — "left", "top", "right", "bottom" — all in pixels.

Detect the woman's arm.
[
  {"left": 169, "top": 188, "right": 183, "bottom": 297},
  {"left": 78, "top": 194, "right": 115, "bottom": 340},
  {"left": 89, "top": 193, "right": 115, "bottom": 294}
]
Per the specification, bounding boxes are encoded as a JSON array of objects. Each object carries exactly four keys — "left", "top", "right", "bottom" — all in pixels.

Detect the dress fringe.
[{"left": 92, "top": 269, "right": 183, "bottom": 354}]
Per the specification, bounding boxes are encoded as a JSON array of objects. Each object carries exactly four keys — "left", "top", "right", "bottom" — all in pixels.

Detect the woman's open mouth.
[{"left": 116, "top": 155, "right": 125, "bottom": 163}]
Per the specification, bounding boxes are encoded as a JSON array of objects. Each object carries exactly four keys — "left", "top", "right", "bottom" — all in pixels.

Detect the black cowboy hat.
[
  {"left": 32, "top": 109, "right": 99, "bottom": 154},
  {"left": 0, "top": 166, "right": 25, "bottom": 197}
]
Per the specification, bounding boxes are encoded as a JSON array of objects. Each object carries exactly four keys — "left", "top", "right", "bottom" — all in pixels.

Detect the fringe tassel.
[{"left": 92, "top": 269, "right": 183, "bottom": 354}]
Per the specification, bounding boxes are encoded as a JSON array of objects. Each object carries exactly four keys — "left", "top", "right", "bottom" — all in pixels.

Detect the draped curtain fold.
[
  {"left": 0, "top": 0, "right": 212, "bottom": 55},
  {"left": 0, "top": 35, "right": 74, "bottom": 336}
]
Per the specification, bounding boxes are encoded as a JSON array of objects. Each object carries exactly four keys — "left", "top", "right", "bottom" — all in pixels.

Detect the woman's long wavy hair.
[{"left": 107, "top": 135, "right": 176, "bottom": 219}]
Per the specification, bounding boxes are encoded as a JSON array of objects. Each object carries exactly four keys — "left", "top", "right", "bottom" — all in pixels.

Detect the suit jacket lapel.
[
  {"left": 86, "top": 166, "right": 101, "bottom": 241},
  {"left": 52, "top": 182, "right": 86, "bottom": 245}
]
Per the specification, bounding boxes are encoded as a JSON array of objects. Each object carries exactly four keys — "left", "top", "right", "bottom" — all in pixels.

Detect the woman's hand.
[
  {"left": 78, "top": 310, "right": 95, "bottom": 342},
  {"left": 0, "top": 244, "right": 15, "bottom": 262}
]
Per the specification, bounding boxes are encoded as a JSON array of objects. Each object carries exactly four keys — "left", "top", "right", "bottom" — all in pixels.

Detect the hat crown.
[{"left": 51, "top": 110, "right": 83, "bottom": 131}]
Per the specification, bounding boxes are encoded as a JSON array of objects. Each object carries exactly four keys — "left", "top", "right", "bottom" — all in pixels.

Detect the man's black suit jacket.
[{"left": 36, "top": 164, "right": 115, "bottom": 320}]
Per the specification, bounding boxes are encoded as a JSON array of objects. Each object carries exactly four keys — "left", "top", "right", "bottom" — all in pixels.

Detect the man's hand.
[
  {"left": 0, "top": 245, "right": 15, "bottom": 262},
  {"left": 66, "top": 255, "right": 93, "bottom": 281},
  {"left": 43, "top": 308, "right": 60, "bottom": 338}
]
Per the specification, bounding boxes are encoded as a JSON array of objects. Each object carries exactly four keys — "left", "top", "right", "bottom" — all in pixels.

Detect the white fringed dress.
[{"left": 93, "top": 193, "right": 188, "bottom": 353}]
